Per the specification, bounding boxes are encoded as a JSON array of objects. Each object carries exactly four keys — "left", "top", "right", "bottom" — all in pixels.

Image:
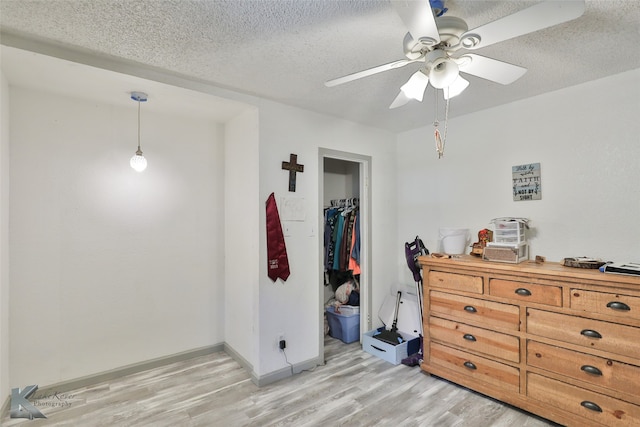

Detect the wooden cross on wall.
[{"left": 282, "top": 153, "right": 304, "bottom": 192}]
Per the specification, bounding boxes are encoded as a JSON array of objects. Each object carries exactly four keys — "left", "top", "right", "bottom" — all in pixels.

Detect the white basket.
[{"left": 484, "top": 242, "right": 529, "bottom": 263}]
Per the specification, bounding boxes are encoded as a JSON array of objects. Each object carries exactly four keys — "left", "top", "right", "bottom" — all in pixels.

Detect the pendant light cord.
[{"left": 137, "top": 99, "right": 142, "bottom": 153}]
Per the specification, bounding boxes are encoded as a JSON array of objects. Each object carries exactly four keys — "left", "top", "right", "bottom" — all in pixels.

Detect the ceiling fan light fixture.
[
  {"left": 400, "top": 70, "right": 430, "bottom": 101},
  {"left": 429, "top": 57, "right": 459, "bottom": 89},
  {"left": 424, "top": 49, "right": 460, "bottom": 89}
]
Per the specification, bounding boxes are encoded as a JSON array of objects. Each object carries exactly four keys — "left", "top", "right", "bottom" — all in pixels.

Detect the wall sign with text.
[{"left": 512, "top": 163, "right": 541, "bottom": 201}]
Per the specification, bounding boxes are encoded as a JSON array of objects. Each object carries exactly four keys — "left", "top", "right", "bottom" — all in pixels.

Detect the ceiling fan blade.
[
  {"left": 325, "top": 59, "right": 419, "bottom": 87},
  {"left": 457, "top": 54, "right": 527, "bottom": 85},
  {"left": 460, "top": 0, "right": 585, "bottom": 50},
  {"left": 389, "top": 91, "right": 412, "bottom": 109},
  {"left": 444, "top": 76, "right": 469, "bottom": 100},
  {"left": 391, "top": 0, "right": 440, "bottom": 45}
]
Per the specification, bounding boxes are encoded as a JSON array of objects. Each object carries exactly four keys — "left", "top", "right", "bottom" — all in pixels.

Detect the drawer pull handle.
[
  {"left": 580, "top": 401, "right": 603, "bottom": 413},
  {"left": 463, "top": 334, "right": 476, "bottom": 342},
  {"left": 515, "top": 288, "right": 532, "bottom": 296},
  {"left": 370, "top": 345, "right": 387, "bottom": 353},
  {"left": 606, "top": 301, "right": 631, "bottom": 311},
  {"left": 580, "top": 365, "right": 603, "bottom": 376},
  {"left": 580, "top": 329, "right": 603, "bottom": 339},
  {"left": 464, "top": 305, "right": 477, "bottom": 313},
  {"left": 463, "top": 361, "right": 477, "bottom": 370}
]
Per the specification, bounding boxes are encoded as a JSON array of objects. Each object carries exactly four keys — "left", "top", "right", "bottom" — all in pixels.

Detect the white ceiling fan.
[{"left": 325, "top": 0, "right": 586, "bottom": 109}]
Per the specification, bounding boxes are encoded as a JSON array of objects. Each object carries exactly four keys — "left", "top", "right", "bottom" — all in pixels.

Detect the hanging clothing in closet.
[{"left": 324, "top": 198, "right": 360, "bottom": 292}]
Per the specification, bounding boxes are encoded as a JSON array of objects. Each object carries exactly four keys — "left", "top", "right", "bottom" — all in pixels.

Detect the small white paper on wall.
[
  {"left": 279, "top": 197, "right": 306, "bottom": 221},
  {"left": 512, "top": 163, "right": 541, "bottom": 201}
]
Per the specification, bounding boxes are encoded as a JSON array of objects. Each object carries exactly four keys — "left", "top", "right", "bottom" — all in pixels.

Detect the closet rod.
[{"left": 329, "top": 198, "right": 359, "bottom": 208}]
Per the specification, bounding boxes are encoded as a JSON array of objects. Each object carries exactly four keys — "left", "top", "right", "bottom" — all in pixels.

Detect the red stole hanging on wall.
[{"left": 265, "top": 192, "right": 290, "bottom": 282}]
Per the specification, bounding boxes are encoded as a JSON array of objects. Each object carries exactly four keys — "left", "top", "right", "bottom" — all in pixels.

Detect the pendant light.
[{"left": 129, "top": 91, "right": 148, "bottom": 172}]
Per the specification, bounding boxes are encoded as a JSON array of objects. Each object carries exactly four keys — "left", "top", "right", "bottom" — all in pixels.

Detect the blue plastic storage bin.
[{"left": 325, "top": 306, "right": 360, "bottom": 343}]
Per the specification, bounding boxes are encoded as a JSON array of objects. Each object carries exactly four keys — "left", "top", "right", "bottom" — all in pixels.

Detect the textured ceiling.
[{"left": 1, "top": 0, "right": 639, "bottom": 132}]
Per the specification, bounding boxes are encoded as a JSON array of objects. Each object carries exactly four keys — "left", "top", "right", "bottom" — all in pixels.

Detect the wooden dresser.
[{"left": 418, "top": 255, "right": 640, "bottom": 427}]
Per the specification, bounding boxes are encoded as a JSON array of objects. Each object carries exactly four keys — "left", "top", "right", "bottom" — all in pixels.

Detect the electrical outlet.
[{"left": 277, "top": 333, "right": 285, "bottom": 350}]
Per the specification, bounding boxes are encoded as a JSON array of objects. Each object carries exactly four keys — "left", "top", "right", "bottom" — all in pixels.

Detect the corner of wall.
[
  {"left": 0, "top": 70, "right": 11, "bottom": 406},
  {"left": 224, "top": 107, "right": 260, "bottom": 370},
  {"left": 250, "top": 354, "right": 323, "bottom": 387}
]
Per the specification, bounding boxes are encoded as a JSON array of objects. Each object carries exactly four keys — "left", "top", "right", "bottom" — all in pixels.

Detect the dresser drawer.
[
  {"left": 490, "top": 279, "right": 562, "bottom": 307},
  {"left": 571, "top": 289, "right": 640, "bottom": 322},
  {"left": 527, "top": 341, "right": 640, "bottom": 398},
  {"left": 430, "top": 316, "right": 520, "bottom": 363},
  {"left": 430, "top": 290, "right": 520, "bottom": 331},
  {"left": 528, "top": 373, "right": 640, "bottom": 427},
  {"left": 428, "top": 270, "right": 483, "bottom": 294},
  {"left": 527, "top": 309, "right": 640, "bottom": 359},
  {"left": 430, "top": 342, "right": 520, "bottom": 393}
]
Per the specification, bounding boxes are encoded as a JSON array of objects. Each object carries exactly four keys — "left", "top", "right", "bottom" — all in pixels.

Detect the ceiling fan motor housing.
[
  {"left": 403, "top": 16, "right": 468, "bottom": 60},
  {"left": 434, "top": 16, "right": 468, "bottom": 47},
  {"left": 403, "top": 32, "right": 435, "bottom": 59}
]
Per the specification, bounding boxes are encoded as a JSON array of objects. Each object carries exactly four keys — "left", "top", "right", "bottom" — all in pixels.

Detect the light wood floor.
[{"left": 3, "top": 336, "right": 560, "bottom": 426}]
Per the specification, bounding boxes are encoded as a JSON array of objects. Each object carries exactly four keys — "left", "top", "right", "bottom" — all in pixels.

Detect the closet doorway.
[{"left": 318, "top": 149, "right": 371, "bottom": 360}]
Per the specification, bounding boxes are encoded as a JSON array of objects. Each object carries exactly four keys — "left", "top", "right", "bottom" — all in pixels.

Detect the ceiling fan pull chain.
[
  {"left": 433, "top": 89, "right": 444, "bottom": 158},
  {"left": 440, "top": 89, "right": 450, "bottom": 158},
  {"left": 434, "top": 88, "right": 450, "bottom": 159},
  {"left": 435, "top": 125, "right": 444, "bottom": 159}
]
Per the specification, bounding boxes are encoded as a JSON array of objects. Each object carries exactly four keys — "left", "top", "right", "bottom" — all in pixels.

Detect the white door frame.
[{"left": 318, "top": 148, "right": 372, "bottom": 359}]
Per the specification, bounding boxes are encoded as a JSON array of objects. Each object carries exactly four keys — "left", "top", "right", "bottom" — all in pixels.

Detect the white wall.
[
  {"left": 9, "top": 87, "right": 226, "bottom": 387},
  {"left": 255, "top": 101, "right": 397, "bottom": 377},
  {"left": 396, "top": 68, "right": 640, "bottom": 281},
  {"left": 323, "top": 158, "right": 360, "bottom": 204},
  {"left": 224, "top": 107, "right": 260, "bottom": 369},
  {"left": 0, "top": 71, "right": 10, "bottom": 405}
]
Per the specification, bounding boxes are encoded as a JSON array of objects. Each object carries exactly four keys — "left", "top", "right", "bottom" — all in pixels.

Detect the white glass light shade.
[
  {"left": 130, "top": 151, "right": 147, "bottom": 172},
  {"left": 444, "top": 76, "right": 470, "bottom": 100},
  {"left": 429, "top": 58, "right": 459, "bottom": 89},
  {"left": 400, "top": 70, "right": 430, "bottom": 101}
]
